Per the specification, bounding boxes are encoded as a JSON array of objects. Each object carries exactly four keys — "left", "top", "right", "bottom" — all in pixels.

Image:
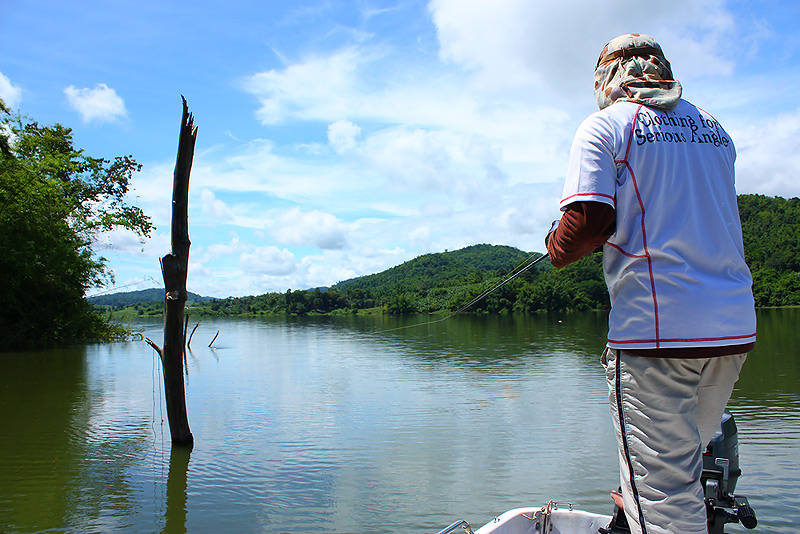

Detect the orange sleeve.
[{"left": 546, "top": 201, "right": 616, "bottom": 268}]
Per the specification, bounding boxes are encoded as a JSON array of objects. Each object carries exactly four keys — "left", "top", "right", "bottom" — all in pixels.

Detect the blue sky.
[{"left": 2, "top": 0, "right": 799, "bottom": 298}]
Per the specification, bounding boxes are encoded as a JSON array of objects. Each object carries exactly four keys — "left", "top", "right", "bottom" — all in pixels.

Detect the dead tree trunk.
[{"left": 158, "top": 96, "right": 197, "bottom": 447}]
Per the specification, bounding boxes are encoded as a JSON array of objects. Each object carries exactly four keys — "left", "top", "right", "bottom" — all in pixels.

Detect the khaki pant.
[{"left": 602, "top": 348, "right": 747, "bottom": 534}]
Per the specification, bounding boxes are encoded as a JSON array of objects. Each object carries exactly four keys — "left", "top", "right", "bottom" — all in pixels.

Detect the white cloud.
[
  {"left": 239, "top": 246, "right": 297, "bottom": 276},
  {"left": 241, "top": 41, "right": 571, "bottom": 136},
  {"left": 327, "top": 119, "right": 361, "bottom": 153},
  {"left": 244, "top": 47, "right": 364, "bottom": 125},
  {"left": 362, "top": 127, "right": 455, "bottom": 193},
  {"left": 732, "top": 108, "right": 800, "bottom": 197},
  {"left": 0, "top": 72, "right": 22, "bottom": 109},
  {"left": 125, "top": 160, "right": 174, "bottom": 227},
  {"left": 428, "top": 0, "right": 736, "bottom": 99},
  {"left": 361, "top": 127, "right": 511, "bottom": 201},
  {"left": 200, "top": 189, "right": 234, "bottom": 223},
  {"left": 269, "top": 207, "right": 348, "bottom": 250},
  {"left": 407, "top": 226, "right": 431, "bottom": 248},
  {"left": 94, "top": 227, "right": 161, "bottom": 257},
  {"left": 239, "top": 41, "right": 581, "bottom": 199},
  {"left": 64, "top": 83, "right": 127, "bottom": 123},
  {"left": 206, "top": 237, "right": 245, "bottom": 258},
  {"left": 192, "top": 139, "right": 357, "bottom": 201}
]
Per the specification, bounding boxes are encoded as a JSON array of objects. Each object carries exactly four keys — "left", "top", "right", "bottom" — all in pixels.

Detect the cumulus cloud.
[
  {"left": 189, "top": 138, "right": 363, "bottom": 203},
  {"left": 241, "top": 43, "right": 560, "bottom": 135},
  {"left": 94, "top": 226, "right": 165, "bottom": 256},
  {"left": 270, "top": 207, "right": 348, "bottom": 250},
  {"left": 733, "top": 108, "right": 800, "bottom": 197},
  {"left": 428, "top": 0, "right": 736, "bottom": 98},
  {"left": 0, "top": 72, "right": 22, "bottom": 109},
  {"left": 361, "top": 126, "right": 511, "bottom": 200},
  {"left": 244, "top": 47, "right": 364, "bottom": 124},
  {"left": 407, "top": 226, "right": 432, "bottom": 248},
  {"left": 64, "top": 83, "right": 127, "bottom": 123},
  {"left": 327, "top": 119, "right": 361, "bottom": 153},
  {"left": 200, "top": 189, "right": 234, "bottom": 223},
  {"left": 363, "top": 127, "right": 455, "bottom": 192},
  {"left": 204, "top": 237, "right": 247, "bottom": 260},
  {"left": 239, "top": 246, "right": 297, "bottom": 276}
]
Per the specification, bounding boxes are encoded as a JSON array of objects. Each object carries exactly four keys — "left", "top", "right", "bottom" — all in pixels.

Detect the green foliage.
[
  {"left": 513, "top": 254, "right": 608, "bottom": 313},
  {"left": 90, "top": 288, "right": 209, "bottom": 308},
  {"left": 112, "top": 245, "right": 602, "bottom": 317},
  {"left": 384, "top": 292, "right": 418, "bottom": 315},
  {"left": 0, "top": 101, "right": 152, "bottom": 347},
  {"left": 738, "top": 195, "right": 800, "bottom": 308},
  {"left": 179, "top": 288, "right": 352, "bottom": 317},
  {"left": 333, "top": 244, "right": 533, "bottom": 297},
  {"left": 738, "top": 195, "right": 800, "bottom": 272},
  {"left": 96, "top": 195, "right": 800, "bottom": 320},
  {"left": 175, "top": 195, "right": 800, "bottom": 316}
]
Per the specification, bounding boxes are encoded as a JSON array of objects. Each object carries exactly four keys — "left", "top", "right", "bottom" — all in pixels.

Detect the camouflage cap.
[{"left": 593, "top": 33, "right": 682, "bottom": 111}]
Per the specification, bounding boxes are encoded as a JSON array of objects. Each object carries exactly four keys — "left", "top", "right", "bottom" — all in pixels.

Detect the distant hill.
[
  {"left": 179, "top": 243, "right": 555, "bottom": 317},
  {"left": 95, "top": 244, "right": 541, "bottom": 311},
  {"left": 89, "top": 288, "right": 212, "bottom": 307},
  {"left": 333, "top": 244, "right": 537, "bottom": 295},
  {"left": 91, "top": 195, "right": 800, "bottom": 317}
]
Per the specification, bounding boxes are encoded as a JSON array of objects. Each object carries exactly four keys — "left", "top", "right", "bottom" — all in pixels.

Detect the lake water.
[{"left": 1, "top": 310, "right": 798, "bottom": 533}]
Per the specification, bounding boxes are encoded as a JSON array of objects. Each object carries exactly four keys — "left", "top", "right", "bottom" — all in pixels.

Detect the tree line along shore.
[{"left": 96, "top": 194, "right": 800, "bottom": 319}]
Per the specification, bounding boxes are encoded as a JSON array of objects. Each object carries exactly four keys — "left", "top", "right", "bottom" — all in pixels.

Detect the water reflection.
[
  {"left": 0, "top": 343, "right": 155, "bottom": 532},
  {"left": 736, "top": 308, "right": 800, "bottom": 399},
  {"left": 0, "top": 346, "right": 88, "bottom": 531},
  {"left": 1, "top": 311, "right": 798, "bottom": 533},
  {"left": 163, "top": 447, "right": 189, "bottom": 534}
]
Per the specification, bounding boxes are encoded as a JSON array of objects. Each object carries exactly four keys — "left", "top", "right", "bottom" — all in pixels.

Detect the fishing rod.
[{"left": 383, "top": 252, "right": 550, "bottom": 333}]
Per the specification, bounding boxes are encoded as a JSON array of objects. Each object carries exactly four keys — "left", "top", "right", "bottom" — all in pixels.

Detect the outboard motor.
[
  {"left": 603, "top": 411, "right": 757, "bottom": 534},
  {"left": 703, "top": 411, "right": 757, "bottom": 534}
]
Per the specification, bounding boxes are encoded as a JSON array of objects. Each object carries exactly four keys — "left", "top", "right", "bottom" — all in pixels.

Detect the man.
[{"left": 546, "top": 34, "right": 756, "bottom": 534}]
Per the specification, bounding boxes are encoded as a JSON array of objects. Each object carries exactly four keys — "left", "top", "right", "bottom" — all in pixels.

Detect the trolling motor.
[
  {"left": 603, "top": 411, "right": 757, "bottom": 534},
  {"left": 703, "top": 411, "right": 757, "bottom": 534}
]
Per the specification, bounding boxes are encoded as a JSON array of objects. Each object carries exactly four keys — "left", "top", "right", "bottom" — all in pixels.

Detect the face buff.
[{"left": 594, "top": 33, "right": 682, "bottom": 111}]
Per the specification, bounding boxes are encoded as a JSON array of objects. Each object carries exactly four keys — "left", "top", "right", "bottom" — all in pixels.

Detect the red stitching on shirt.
[
  {"left": 623, "top": 108, "right": 639, "bottom": 162},
  {"left": 620, "top": 105, "right": 661, "bottom": 347},
  {"left": 608, "top": 333, "right": 757, "bottom": 345},
  {"left": 606, "top": 242, "right": 647, "bottom": 258},
  {"left": 696, "top": 106, "right": 720, "bottom": 125}
]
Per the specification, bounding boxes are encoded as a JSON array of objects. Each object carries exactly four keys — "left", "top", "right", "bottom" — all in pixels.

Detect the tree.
[
  {"left": 0, "top": 100, "right": 152, "bottom": 347},
  {"left": 385, "top": 291, "right": 417, "bottom": 315}
]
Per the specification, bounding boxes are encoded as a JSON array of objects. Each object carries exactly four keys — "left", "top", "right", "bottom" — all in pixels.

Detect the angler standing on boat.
[{"left": 545, "top": 33, "right": 756, "bottom": 534}]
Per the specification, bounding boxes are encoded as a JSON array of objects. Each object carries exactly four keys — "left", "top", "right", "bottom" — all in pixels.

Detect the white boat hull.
[{"left": 472, "top": 504, "right": 612, "bottom": 534}]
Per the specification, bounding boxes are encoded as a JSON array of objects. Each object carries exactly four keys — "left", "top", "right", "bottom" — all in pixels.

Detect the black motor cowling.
[
  {"left": 702, "top": 411, "right": 758, "bottom": 533},
  {"left": 603, "top": 411, "right": 758, "bottom": 534}
]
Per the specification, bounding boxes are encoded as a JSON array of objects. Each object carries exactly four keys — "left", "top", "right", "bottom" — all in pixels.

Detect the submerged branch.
[{"left": 145, "top": 337, "right": 164, "bottom": 363}]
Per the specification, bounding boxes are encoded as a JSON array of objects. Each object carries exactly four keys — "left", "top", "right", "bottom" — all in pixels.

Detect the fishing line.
[
  {"left": 382, "top": 252, "right": 550, "bottom": 333},
  {"left": 87, "top": 276, "right": 160, "bottom": 300},
  {"left": 54, "top": 276, "right": 160, "bottom": 308},
  {"left": 150, "top": 343, "right": 166, "bottom": 501}
]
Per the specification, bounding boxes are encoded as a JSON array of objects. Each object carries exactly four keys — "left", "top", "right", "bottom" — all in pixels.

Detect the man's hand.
[{"left": 545, "top": 219, "right": 560, "bottom": 247}]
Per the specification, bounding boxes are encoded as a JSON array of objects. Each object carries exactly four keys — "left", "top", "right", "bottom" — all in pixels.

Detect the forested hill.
[
  {"left": 100, "top": 194, "right": 800, "bottom": 317},
  {"left": 89, "top": 288, "right": 211, "bottom": 307},
  {"left": 328, "top": 244, "right": 547, "bottom": 314},
  {"left": 332, "top": 244, "right": 536, "bottom": 295},
  {"left": 738, "top": 194, "right": 800, "bottom": 306}
]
